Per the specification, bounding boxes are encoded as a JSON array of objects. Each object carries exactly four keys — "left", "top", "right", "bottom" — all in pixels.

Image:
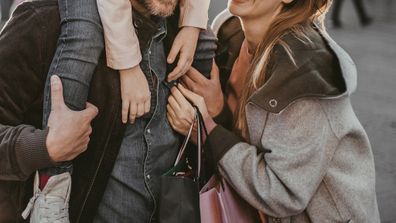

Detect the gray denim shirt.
[{"left": 94, "top": 16, "right": 181, "bottom": 223}]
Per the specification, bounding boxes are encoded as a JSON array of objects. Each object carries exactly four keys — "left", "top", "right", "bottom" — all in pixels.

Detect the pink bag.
[{"left": 200, "top": 176, "right": 266, "bottom": 223}]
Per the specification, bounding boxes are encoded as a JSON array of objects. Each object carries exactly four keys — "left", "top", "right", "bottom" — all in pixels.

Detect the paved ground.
[{"left": 2, "top": 0, "right": 396, "bottom": 222}]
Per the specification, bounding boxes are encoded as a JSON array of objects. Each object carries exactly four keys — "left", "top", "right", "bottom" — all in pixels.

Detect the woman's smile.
[{"left": 230, "top": 0, "right": 251, "bottom": 4}]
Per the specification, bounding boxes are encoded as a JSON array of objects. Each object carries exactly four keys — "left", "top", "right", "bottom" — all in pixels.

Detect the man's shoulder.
[
  {"left": 20, "top": 0, "right": 58, "bottom": 9},
  {"left": 13, "top": 0, "right": 58, "bottom": 19}
]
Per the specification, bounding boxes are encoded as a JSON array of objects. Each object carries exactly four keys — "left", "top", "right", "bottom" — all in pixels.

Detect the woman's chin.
[{"left": 228, "top": 0, "right": 253, "bottom": 17}]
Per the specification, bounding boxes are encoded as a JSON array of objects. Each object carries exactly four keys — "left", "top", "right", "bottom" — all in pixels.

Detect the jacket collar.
[
  {"left": 248, "top": 26, "right": 357, "bottom": 114},
  {"left": 132, "top": 9, "right": 167, "bottom": 50}
]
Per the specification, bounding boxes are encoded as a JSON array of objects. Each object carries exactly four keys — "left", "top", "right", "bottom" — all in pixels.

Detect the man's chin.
[{"left": 144, "top": 0, "right": 178, "bottom": 17}]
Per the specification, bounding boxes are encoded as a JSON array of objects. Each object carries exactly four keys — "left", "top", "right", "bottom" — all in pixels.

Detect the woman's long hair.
[{"left": 235, "top": 0, "right": 332, "bottom": 138}]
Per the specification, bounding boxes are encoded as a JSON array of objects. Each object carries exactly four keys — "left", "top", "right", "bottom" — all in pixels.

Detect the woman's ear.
[{"left": 282, "top": 0, "right": 294, "bottom": 4}]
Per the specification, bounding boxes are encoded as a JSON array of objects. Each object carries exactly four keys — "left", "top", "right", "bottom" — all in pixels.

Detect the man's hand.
[
  {"left": 181, "top": 63, "right": 224, "bottom": 117},
  {"left": 167, "top": 26, "right": 200, "bottom": 82},
  {"left": 46, "top": 76, "right": 98, "bottom": 162},
  {"left": 120, "top": 65, "right": 151, "bottom": 124}
]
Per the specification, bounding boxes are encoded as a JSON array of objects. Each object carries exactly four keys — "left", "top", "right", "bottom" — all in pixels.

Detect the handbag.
[
  {"left": 198, "top": 111, "right": 265, "bottom": 223},
  {"left": 200, "top": 176, "right": 265, "bottom": 223},
  {"left": 159, "top": 107, "right": 205, "bottom": 223}
]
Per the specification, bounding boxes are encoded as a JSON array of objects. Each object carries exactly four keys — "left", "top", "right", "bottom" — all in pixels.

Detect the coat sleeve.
[
  {"left": 0, "top": 3, "right": 55, "bottom": 181},
  {"left": 206, "top": 99, "right": 339, "bottom": 217},
  {"left": 97, "top": 0, "right": 142, "bottom": 70}
]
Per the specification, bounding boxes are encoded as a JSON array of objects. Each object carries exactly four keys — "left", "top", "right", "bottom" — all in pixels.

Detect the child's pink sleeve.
[
  {"left": 179, "top": 0, "right": 210, "bottom": 29},
  {"left": 97, "top": 0, "right": 142, "bottom": 70}
]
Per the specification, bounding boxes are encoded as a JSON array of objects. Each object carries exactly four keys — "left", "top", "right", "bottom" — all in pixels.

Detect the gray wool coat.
[{"left": 207, "top": 11, "right": 381, "bottom": 223}]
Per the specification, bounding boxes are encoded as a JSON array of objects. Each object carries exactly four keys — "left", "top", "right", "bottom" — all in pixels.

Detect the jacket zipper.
[{"left": 76, "top": 105, "right": 119, "bottom": 222}]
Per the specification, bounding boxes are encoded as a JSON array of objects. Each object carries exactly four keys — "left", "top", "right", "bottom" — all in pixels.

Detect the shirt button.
[
  {"left": 146, "top": 175, "right": 151, "bottom": 180},
  {"left": 148, "top": 50, "right": 152, "bottom": 55},
  {"left": 146, "top": 128, "right": 151, "bottom": 134}
]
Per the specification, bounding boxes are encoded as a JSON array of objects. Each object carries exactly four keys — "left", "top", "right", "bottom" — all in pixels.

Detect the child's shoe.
[{"left": 22, "top": 171, "right": 71, "bottom": 223}]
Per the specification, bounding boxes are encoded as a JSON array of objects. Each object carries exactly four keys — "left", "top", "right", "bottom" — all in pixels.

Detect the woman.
[{"left": 166, "top": 0, "right": 380, "bottom": 222}]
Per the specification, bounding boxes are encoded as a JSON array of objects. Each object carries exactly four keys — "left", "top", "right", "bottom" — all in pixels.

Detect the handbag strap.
[
  {"left": 173, "top": 106, "right": 207, "bottom": 181},
  {"left": 195, "top": 106, "right": 208, "bottom": 137},
  {"left": 174, "top": 111, "right": 197, "bottom": 165}
]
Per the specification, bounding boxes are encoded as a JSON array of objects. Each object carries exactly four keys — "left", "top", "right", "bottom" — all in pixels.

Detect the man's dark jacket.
[
  {"left": 0, "top": 1, "right": 239, "bottom": 222},
  {"left": 0, "top": 1, "right": 126, "bottom": 222}
]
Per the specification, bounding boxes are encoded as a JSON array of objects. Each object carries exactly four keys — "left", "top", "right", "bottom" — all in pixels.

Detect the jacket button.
[
  {"left": 269, "top": 99, "right": 278, "bottom": 108},
  {"left": 133, "top": 18, "right": 143, "bottom": 28},
  {"left": 133, "top": 20, "right": 139, "bottom": 28}
]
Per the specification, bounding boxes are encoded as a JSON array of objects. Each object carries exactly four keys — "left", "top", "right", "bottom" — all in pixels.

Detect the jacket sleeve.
[
  {"left": 206, "top": 99, "right": 339, "bottom": 217},
  {"left": 179, "top": 0, "right": 209, "bottom": 29},
  {"left": 0, "top": 125, "right": 52, "bottom": 181},
  {"left": 97, "top": 0, "right": 142, "bottom": 70},
  {"left": 0, "top": 3, "right": 55, "bottom": 181}
]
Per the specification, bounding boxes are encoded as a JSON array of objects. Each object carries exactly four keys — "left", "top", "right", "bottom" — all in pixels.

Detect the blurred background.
[{"left": 1, "top": 0, "right": 396, "bottom": 222}]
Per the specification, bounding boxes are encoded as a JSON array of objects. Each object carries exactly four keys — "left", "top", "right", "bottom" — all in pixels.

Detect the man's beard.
[{"left": 139, "top": 0, "right": 179, "bottom": 17}]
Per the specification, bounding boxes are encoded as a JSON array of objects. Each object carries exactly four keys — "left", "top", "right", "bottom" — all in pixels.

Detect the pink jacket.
[{"left": 97, "top": 0, "right": 210, "bottom": 70}]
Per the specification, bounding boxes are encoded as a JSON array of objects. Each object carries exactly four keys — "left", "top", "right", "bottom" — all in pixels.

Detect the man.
[{"left": 0, "top": 0, "right": 215, "bottom": 222}]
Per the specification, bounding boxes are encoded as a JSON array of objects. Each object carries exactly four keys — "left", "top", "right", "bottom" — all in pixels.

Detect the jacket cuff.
[
  {"left": 178, "top": 1, "right": 209, "bottom": 29},
  {"left": 205, "top": 125, "right": 242, "bottom": 167},
  {"left": 15, "top": 128, "right": 55, "bottom": 176},
  {"left": 106, "top": 49, "right": 142, "bottom": 70}
]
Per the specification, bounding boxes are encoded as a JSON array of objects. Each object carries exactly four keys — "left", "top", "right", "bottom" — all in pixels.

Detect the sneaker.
[{"left": 22, "top": 171, "right": 71, "bottom": 223}]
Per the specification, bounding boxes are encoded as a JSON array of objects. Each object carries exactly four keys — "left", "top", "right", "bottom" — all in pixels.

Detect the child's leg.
[
  {"left": 192, "top": 27, "right": 217, "bottom": 78},
  {"left": 41, "top": 0, "right": 103, "bottom": 175},
  {"left": 22, "top": 1, "right": 103, "bottom": 219}
]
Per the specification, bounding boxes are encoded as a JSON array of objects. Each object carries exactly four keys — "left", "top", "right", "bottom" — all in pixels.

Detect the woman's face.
[{"left": 227, "top": 0, "right": 285, "bottom": 20}]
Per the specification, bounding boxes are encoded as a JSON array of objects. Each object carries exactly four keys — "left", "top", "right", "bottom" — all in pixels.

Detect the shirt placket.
[{"left": 143, "top": 22, "right": 167, "bottom": 223}]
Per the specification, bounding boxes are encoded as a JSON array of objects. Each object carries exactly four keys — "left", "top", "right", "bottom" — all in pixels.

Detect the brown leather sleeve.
[{"left": 0, "top": 3, "right": 55, "bottom": 181}]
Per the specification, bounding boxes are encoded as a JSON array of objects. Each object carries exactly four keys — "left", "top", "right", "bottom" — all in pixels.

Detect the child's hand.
[
  {"left": 167, "top": 26, "right": 201, "bottom": 82},
  {"left": 120, "top": 66, "right": 151, "bottom": 124}
]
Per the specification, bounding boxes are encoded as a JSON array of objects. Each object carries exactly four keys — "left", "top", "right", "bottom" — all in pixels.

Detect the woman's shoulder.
[
  {"left": 271, "top": 26, "right": 346, "bottom": 96},
  {"left": 273, "top": 26, "right": 335, "bottom": 66},
  {"left": 250, "top": 26, "right": 347, "bottom": 114}
]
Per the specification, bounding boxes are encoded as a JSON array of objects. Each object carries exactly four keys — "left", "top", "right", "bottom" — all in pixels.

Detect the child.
[
  {"left": 97, "top": 0, "right": 212, "bottom": 124},
  {"left": 22, "top": 0, "right": 213, "bottom": 222}
]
